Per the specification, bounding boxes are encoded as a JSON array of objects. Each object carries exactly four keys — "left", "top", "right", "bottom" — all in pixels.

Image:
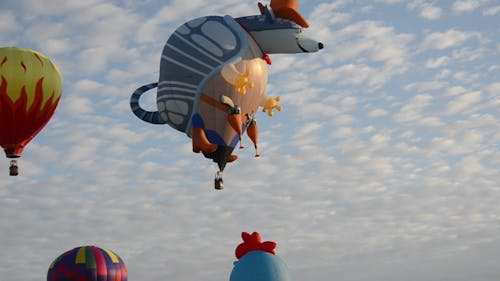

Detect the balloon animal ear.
[{"left": 258, "top": 2, "right": 276, "bottom": 23}]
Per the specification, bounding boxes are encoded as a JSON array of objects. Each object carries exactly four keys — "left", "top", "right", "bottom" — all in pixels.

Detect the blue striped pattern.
[
  {"left": 130, "top": 82, "right": 165, "bottom": 124},
  {"left": 157, "top": 15, "right": 248, "bottom": 134}
]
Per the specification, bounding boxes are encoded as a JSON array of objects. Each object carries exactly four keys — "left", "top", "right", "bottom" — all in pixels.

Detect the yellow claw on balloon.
[
  {"left": 262, "top": 96, "right": 282, "bottom": 117},
  {"left": 234, "top": 70, "right": 254, "bottom": 95}
]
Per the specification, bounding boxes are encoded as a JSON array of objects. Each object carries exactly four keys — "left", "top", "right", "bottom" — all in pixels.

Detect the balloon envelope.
[
  {"left": 0, "top": 47, "right": 62, "bottom": 158},
  {"left": 47, "top": 245, "right": 127, "bottom": 281},
  {"left": 230, "top": 251, "right": 291, "bottom": 281},
  {"left": 231, "top": 232, "right": 290, "bottom": 281}
]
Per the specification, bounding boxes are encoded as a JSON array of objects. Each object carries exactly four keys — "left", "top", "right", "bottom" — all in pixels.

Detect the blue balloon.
[{"left": 230, "top": 251, "right": 291, "bottom": 281}]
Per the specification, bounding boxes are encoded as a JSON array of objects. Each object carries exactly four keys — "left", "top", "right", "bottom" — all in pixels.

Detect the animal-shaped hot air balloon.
[
  {"left": 230, "top": 232, "right": 291, "bottom": 281},
  {"left": 47, "top": 245, "right": 127, "bottom": 281},
  {"left": 0, "top": 47, "right": 62, "bottom": 176},
  {"left": 130, "top": 0, "right": 323, "bottom": 189}
]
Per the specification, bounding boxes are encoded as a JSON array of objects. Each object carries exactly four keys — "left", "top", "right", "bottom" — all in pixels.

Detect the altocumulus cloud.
[{"left": 1, "top": 1, "right": 500, "bottom": 281}]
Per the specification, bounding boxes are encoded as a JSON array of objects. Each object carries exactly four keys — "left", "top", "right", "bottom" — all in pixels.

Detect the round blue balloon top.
[{"left": 230, "top": 251, "right": 291, "bottom": 281}]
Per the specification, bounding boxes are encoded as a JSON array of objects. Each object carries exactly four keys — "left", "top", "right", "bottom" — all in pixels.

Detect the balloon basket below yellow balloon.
[{"left": 9, "top": 160, "right": 19, "bottom": 176}]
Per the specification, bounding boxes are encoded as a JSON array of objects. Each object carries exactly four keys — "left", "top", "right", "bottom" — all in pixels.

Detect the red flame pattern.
[{"left": 0, "top": 75, "right": 60, "bottom": 157}]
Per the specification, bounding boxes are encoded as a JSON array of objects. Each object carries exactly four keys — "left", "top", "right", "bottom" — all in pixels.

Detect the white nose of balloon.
[
  {"left": 297, "top": 36, "right": 324, "bottom": 53},
  {"left": 250, "top": 28, "right": 324, "bottom": 54}
]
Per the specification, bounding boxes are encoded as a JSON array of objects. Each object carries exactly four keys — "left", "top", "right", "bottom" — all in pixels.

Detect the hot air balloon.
[
  {"left": 0, "top": 47, "right": 62, "bottom": 176},
  {"left": 230, "top": 232, "right": 291, "bottom": 281},
  {"left": 130, "top": 0, "right": 323, "bottom": 189},
  {"left": 47, "top": 245, "right": 127, "bottom": 281}
]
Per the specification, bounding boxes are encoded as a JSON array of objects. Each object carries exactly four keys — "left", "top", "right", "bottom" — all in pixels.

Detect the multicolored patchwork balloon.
[
  {"left": 0, "top": 47, "right": 62, "bottom": 176},
  {"left": 47, "top": 245, "right": 127, "bottom": 281}
]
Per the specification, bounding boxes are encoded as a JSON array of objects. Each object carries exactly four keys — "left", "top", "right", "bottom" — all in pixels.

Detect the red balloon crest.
[{"left": 235, "top": 232, "right": 277, "bottom": 259}]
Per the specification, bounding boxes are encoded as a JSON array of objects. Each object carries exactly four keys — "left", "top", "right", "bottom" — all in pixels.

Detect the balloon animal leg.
[
  {"left": 248, "top": 128, "right": 259, "bottom": 156},
  {"left": 253, "top": 143, "right": 260, "bottom": 157},
  {"left": 246, "top": 115, "right": 260, "bottom": 157},
  {"left": 192, "top": 128, "right": 217, "bottom": 154},
  {"left": 221, "top": 95, "right": 244, "bottom": 149},
  {"left": 228, "top": 113, "right": 244, "bottom": 149}
]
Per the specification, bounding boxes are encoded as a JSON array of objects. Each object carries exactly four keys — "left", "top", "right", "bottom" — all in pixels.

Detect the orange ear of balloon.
[{"left": 270, "top": 0, "right": 309, "bottom": 27}]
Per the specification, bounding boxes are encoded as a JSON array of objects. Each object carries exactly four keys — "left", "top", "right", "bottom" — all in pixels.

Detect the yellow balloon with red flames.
[{"left": 0, "top": 47, "right": 62, "bottom": 176}]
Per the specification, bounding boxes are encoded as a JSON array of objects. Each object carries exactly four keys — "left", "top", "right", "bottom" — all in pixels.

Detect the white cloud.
[
  {"left": 2, "top": 1, "right": 500, "bottom": 281},
  {"left": 445, "top": 86, "right": 468, "bottom": 96},
  {"left": 443, "top": 91, "right": 481, "bottom": 115},
  {"left": 436, "top": 69, "right": 452, "bottom": 79},
  {"left": 136, "top": 0, "right": 246, "bottom": 43},
  {"left": 404, "top": 81, "right": 445, "bottom": 92},
  {"left": 15, "top": 0, "right": 102, "bottom": 15},
  {"left": 484, "top": 82, "right": 500, "bottom": 95},
  {"left": 420, "top": 29, "right": 475, "bottom": 50},
  {"left": 483, "top": 5, "right": 500, "bottom": 15},
  {"left": 309, "top": 1, "right": 352, "bottom": 26},
  {"left": 368, "top": 108, "right": 389, "bottom": 118},
  {"left": 330, "top": 126, "right": 354, "bottom": 139},
  {"left": 328, "top": 63, "right": 376, "bottom": 85},
  {"left": 452, "top": 0, "right": 490, "bottom": 13},
  {"left": 333, "top": 21, "right": 414, "bottom": 65},
  {"left": 23, "top": 20, "right": 68, "bottom": 48},
  {"left": 64, "top": 137, "right": 103, "bottom": 166},
  {"left": 333, "top": 113, "right": 357, "bottom": 126},
  {"left": 0, "top": 10, "right": 20, "bottom": 36},
  {"left": 420, "top": 3, "right": 443, "bottom": 20},
  {"left": 370, "top": 132, "right": 391, "bottom": 146},
  {"left": 452, "top": 71, "right": 481, "bottom": 84},
  {"left": 451, "top": 47, "right": 487, "bottom": 62},
  {"left": 39, "top": 38, "right": 73, "bottom": 56},
  {"left": 320, "top": 20, "right": 414, "bottom": 89},
  {"left": 425, "top": 56, "right": 450, "bottom": 68},
  {"left": 71, "top": 79, "right": 105, "bottom": 94},
  {"left": 60, "top": 96, "right": 94, "bottom": 116},
  {"left": 408, "top": 1, "right": 443, "bottom": 20},
  {"left": 375, "top": 0, "right": 404, "bottom": 3},
  {"left": 417, "top": 116, "right": 443, "bottom": 127},
  {"left": 393, "top": 94, "right": 433, "bottom": 122}
]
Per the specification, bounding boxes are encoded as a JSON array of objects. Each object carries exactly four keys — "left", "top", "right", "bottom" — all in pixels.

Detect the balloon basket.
[
  {"left": 9, "top": 160, "right": 19, "bottom": 176},
  {"left": 214, "top": 171, "right": 224, "bottom": 190}
]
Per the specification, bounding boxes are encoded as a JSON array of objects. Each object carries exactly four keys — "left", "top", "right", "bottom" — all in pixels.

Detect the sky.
[{"left": 0, "top": 0, "right": 499, "bottom": 280}]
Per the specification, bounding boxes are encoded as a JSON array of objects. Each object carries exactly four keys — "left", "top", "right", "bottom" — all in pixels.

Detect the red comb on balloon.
[{"left": 235, "top": 232, "right": 277, "bottom": 259}]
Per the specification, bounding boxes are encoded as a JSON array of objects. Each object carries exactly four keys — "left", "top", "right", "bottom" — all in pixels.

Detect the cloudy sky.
[{"left": 1, "top": 0, "right": 499, "bottom": 280}]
